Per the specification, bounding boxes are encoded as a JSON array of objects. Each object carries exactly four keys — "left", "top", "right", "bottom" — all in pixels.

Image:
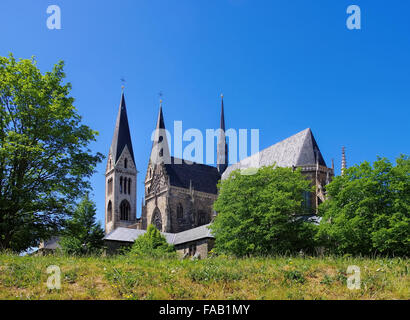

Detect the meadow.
[{"left": 0, "top": 253, "right": 408, "bottom": 300}]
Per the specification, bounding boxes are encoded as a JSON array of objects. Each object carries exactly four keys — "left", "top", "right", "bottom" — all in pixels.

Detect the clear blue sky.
[{"left": 1, "top": 0, "right": 409, "bottom": 225}]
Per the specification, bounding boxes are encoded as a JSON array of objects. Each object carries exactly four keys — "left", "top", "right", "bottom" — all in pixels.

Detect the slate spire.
[
  {"left": 217, "top": 94, "right": 228, "bottom": 174},
  {"left": 150, "top": 99, "right": 170, "bottom": 164},
  {"left": 110, "top": 91, "right": 135, "bottom": 164}
]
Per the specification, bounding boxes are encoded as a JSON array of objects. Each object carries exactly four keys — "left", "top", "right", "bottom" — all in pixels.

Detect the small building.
[
  {"left": 36, "top": 237, "right": 61, "bottom": 255},
  {"left": 103, "top": 224, "right": 214, "bottom": 258}
]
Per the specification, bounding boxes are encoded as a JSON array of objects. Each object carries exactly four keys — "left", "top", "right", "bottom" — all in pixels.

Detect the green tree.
[
  {"left": 0, "top": 54, "right": 103, "bottom": 252},
  {"left": 212, "top": 166, "right": 316, "bottom": 257},
  {"left": 59, "top": 194, "right": 105, "bottom": 255},
  {"left": 128, "top": 224, "right": 175, "bottom": 258},
  {"left": 317, "top": 155, "right": 409, "bottom": 256}
]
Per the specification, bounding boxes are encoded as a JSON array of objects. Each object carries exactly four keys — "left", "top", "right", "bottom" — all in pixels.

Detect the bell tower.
[{"left": 105, "top": 89, "right": 138, "bottom": 234}]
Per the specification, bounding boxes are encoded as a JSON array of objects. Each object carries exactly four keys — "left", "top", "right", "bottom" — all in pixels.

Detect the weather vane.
[
  {"left": 120, "top": 77, "right": 126, "bottom": 91},
  {"left": 158, "top": 90, "right": 163, "bottom": 104}
]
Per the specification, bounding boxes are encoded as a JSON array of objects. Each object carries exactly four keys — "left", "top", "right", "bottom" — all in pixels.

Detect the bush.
[
  {"left": 317, "top": 155, "right": 410, "bottom": 256},
  {"left": 212, "top": 166, "right": 316, "bottom": 257},
  {"left": 128, "top": 225, "right": 176, "bottom": 258}
]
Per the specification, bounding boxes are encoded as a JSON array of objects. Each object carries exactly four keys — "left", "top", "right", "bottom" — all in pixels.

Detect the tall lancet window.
[
  {"left": 107, "top": 178, "right": 113, "bottom": 196},
  {"left": 177, "top": 203, "right": 183, "bottom": 219},
  {"left": 120, "top": 177, "right": 123, "bottom": 193},
  {"left": 107, "top": 201, "right": 112, "bottom": 222},
  {"left": 124, "top": 158, "right": 128, "bottom": 169},
  {"left": 128, "top": 178, "right": 131, "bottom": 195}
]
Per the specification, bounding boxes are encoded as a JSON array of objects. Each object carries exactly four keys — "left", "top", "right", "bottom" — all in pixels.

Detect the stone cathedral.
[
  {"left": 104, "top": 90, "right": 335, "bottom": 252},
  {"left": 105, "top": 92, "right": 225, "bottom": 235}
]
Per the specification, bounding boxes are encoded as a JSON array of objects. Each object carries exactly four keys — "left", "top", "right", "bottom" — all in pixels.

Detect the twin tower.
[{"left": 105, "top": 92, "right": 228, "bottom": 234}]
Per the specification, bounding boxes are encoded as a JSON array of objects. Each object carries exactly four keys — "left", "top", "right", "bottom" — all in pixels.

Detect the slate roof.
[
  {"left": 173, "top": 224, "right": 213, "bottom": 245},
  {"left": 222, "top": 128, "right": 327, "bottom": 179},
  {"left": 104, "top": 224, "right": 214, "bottom": 245},
  {"left": 39, "top": 237, "right": 61, "bottom": 250},
  {"left": 110, "top": 92, "right": 135, "bottom": 164},
  {"left": 164, "top": 157, "right": 221, "bottom": 194}
]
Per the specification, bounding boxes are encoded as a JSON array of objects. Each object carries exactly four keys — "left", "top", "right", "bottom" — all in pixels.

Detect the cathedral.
[
  {"left": 104, "top": 92, "right": 225, "bottom": 235},
  {"left": 103, "top": 90, "right": 335, "bottom": 256}
]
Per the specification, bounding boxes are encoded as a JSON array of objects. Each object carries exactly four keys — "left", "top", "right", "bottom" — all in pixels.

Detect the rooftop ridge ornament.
[{"left": 120, "top": 77, "right": 126, "bottom": 92}]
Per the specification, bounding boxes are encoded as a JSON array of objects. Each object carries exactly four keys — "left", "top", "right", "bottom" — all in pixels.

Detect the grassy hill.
[{"left": 0, "top": 253, "right": 408, "bottom": 300}]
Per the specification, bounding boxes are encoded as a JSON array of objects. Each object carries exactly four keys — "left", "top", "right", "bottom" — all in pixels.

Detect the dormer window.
[{"left": 124, "top": 158, "right": 128, "bottom": 169}]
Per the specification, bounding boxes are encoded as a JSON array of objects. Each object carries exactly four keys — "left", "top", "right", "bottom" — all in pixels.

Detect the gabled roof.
[
  {"left": 164, "top": 157, "right": 221, "bottom": 194},
  {"left": 104, "top": 224, "right": 214, "bottom": 245},
  {"left": 110, "top": 92, "right": 135, "bottom": 164},
  {"left": 222, "top": 128, "right": 327, "bottom": 179},
  {"left": 173, "top": 224, "right": 213, "bottom": 245}
]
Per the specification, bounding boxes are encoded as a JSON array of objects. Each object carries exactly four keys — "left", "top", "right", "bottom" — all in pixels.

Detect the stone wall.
[{"left": 175, "top": 238, "right": 215, "bottom": 259}]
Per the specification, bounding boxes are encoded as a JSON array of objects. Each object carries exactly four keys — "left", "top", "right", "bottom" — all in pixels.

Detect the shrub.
[
  {"left": 128, "top": 225, "right": 176, "bottom": 258},
  {"left": 213, "top": 166, "right": 316, "bottom": 257},
  {"left": 317, "top": 155, "right": 410, "bottom": 256}
]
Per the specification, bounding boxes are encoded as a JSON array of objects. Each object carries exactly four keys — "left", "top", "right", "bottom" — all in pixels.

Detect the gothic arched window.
[
  {"left": 107, "top": 178, "right": 113, "bottom": 196},
  {"left": 124, "top": 158, "right": 128, "bottom": 169},
  {"left": 128, "top": 178, "right": 131, "bottom": 195},
  {"left": 107, "top": 201, "right": 112, "bottom": 222},
  {"left": 120, "top": 200, "right": 130, "bottom": 221},
  {"left": 177, "top": 203, "right": 183, "bottom": 219},
  {"left": 120, "top": 177, "right": 123, "bottom": 193},
  {"left": 152, "top": 208, "right": 162, "bottom": 231}
]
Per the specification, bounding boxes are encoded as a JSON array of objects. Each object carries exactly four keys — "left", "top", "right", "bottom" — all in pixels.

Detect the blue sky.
[{"left": 1, "top": 0, "right": 409, "bottom": 224}]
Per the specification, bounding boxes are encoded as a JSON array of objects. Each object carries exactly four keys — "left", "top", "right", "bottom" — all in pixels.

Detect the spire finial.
[
  {"left": 120, "top": 77, "right": 126, "bottom": 93},
  {"left": 341, "top": 146, "right": 346, "bottom": 175},
  {"left": 221, "top": 93, "right": 224, "bottom": 99}
]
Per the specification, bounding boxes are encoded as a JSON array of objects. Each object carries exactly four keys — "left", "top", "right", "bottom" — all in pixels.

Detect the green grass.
[{"left": 0, "top": 253, "right": 408, "bottom": 300}]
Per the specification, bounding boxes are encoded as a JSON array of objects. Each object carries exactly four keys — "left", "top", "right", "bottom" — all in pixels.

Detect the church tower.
[
  {"left": 105, "top": 90, "right": 138, "bottom": 234},
  {"left": 217, "top": 94, "right": 228, "bottom": 174}
]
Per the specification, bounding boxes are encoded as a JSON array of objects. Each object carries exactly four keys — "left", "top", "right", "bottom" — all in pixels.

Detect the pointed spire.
[
  {"left": 341, "top": 146, "right": 346, "bottom": 175},
  {"left": 156, "top": 99, "right": 166, "bottom": 130},
  {"left": 220, "top": 94, "right": 226, "bottom": 131},
  {"left": 110, "top": 90, "right": 135, "bottom": 164},
  {"left": 217, "top": 94, "right": 228, "bottom": 174},
  {"left": 150, "top": 99, "right": 170, "bottom": 164}
]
